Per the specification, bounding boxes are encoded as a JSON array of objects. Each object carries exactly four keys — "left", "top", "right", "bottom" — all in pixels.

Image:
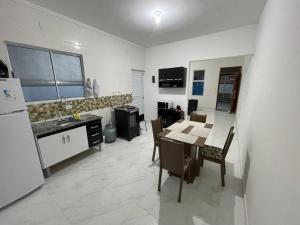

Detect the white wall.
[
  {"left": 235, "top": 0, "right": 300, "bottom": 224},
  {"left": 0, "top": 0, "right": 145, "bottom": 125},
  {"left": 144, "top": 25, "right": 257, "bottom": 121},
  {"left": 188, "top": 56, "right": 246, "bottom": 110}
]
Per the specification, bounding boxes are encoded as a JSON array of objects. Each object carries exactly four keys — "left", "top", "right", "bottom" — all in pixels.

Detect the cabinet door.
[
  {"left": 64, "top": 126, "right": 89, "bottom": 156},
  {"left": 38, "top": 126, "right": 88, "bottom": 168}
]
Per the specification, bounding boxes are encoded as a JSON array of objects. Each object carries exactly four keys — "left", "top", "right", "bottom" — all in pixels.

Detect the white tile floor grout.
[{"left": 0, "top": 110, "right": 246, "bottom": 225}]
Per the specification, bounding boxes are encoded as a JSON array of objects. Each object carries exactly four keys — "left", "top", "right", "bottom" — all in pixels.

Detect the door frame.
[{"left": 215, "top": 66, "right": 242, "bottom": 113}]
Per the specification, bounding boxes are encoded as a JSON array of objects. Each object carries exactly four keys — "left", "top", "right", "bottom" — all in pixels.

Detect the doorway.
[
  {"left": 131, "top": 69, "right": 145, "bottom": 121},
  {"left": 216, "top": 66, "right": 241, "bottom": 113}
]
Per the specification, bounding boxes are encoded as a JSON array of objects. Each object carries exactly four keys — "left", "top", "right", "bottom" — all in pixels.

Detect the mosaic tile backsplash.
[{"left": 27, "top": 94, "right": 132, "bottom": 122}]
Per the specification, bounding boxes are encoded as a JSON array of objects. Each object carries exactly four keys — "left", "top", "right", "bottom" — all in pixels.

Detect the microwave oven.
[{"left": 157, "top": 101, "right": 173, "bottom": 109}]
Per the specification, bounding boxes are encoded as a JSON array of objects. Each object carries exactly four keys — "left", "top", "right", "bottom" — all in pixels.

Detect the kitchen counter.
[{"left": 31, "top": 114, "right": 102, "bottom": 138}]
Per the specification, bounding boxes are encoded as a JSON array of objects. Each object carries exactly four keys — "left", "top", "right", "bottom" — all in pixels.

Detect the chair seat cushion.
[{"left": 201, "top": 145, "right": 223, "bottom": 160}]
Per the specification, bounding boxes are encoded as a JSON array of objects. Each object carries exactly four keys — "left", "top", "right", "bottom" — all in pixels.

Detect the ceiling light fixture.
[{"left": 153, "top": 10, "right": 162, "bottom": 24}]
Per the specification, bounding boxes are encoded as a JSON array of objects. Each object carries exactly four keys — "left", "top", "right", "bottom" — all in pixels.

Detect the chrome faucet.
[
  {"left": 55, "top": 105, "right": 63, "bottom": 122},
  {"left": 56, "top": 97, "right": 67, "bottom": 122}
]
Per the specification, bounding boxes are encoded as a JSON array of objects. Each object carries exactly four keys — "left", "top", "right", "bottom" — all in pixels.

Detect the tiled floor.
[
  {"left": 0, "top": 111, "right": 246, "bottom": 225},
  {"left": 216, "top": 102, "right": 231, "bottom": 112}
]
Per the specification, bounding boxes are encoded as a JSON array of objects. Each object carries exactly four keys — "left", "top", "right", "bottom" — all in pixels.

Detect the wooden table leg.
[{"left": 196, "top": 147, "right": 201, "bottom": 176}]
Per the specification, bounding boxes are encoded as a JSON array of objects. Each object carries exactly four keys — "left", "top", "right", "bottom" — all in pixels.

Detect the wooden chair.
[
  {"left": 199, "top": 126, "right": 234, "bottom": 186},
  {"left": 158, "top": 137, "right": 193, "bottom": 202},
  {"left": 190, "top": 112, "right": 207, "bottom": 123},
  {"left": 151, "top": 117, "right": 163, "bottom": 161}
]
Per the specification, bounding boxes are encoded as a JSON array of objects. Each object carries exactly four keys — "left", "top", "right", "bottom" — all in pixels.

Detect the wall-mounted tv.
[{"left": 159, "top": 67, "right": 186, "bottom": 88}]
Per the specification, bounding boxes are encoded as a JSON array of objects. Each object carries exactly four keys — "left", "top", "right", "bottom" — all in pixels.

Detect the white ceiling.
[{"left": 27, "top": 0, "right": 267, "bottom": 47}]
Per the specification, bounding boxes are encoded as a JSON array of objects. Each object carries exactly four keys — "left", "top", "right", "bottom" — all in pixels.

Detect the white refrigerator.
[{"left": 0, "top": 78, "right": 44, "bottom": 208}]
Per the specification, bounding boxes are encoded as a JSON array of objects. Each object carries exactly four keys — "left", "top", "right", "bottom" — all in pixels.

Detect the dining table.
[{"left": 158, "top": 119, "right": 214, "bottom": 183}]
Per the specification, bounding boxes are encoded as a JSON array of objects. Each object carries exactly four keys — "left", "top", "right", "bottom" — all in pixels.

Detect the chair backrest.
[
  {"left": 159, "top": 138, "right": 185, "bottom": 175},
  {"left": 188, "top": 99, "right": 198, "bottom": 115},
  {"left": 222, "top": 126, "right": 235, "bottom": 159},
  {"left": 190, "top": 112, "right": 207, "bottom": 123},
  {"left": 151, "top": 117, "right": 163, "bottom": 143}
]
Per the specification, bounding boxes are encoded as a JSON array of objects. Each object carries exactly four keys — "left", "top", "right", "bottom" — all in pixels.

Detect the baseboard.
[{"left": 234, "top": 119, "right": 249, "bottom": 225}]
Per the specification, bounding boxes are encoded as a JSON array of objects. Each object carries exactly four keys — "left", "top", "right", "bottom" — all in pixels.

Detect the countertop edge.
[{"left": 32, "top": 114, "right": 103, "bottom": 138}]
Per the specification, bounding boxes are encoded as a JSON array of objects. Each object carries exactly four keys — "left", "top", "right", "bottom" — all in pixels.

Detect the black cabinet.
[
  {"left": 159, "top": 67, "right": 187, "bottom": 88},
  {"left": 158, "top": 108, "right": 184, "bottom": 128},
  {"left": 86, "top": 119, "right": 103, "bottom": 148},
  {"left": 115, "top": 106, "right": 140, "bottom": 141}
]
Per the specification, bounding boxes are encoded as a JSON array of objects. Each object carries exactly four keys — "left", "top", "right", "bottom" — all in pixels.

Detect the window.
[
  {"left": 7, "top": 43, "right": 85, "bottom": 102},
  {"left": 192, "top": 70, "right": 205, "bottom": 96}
]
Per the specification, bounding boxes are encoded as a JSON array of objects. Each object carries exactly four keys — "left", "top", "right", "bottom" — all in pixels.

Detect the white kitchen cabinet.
[{"left": 38, "top": 126, "right": 89, "bottom": 169}]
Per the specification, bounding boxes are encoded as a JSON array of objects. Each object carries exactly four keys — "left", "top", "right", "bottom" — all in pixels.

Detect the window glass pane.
[
  {"left": 51, "top": 53, "right": 83, "bottom": 81},
  {"left": 194, "top": 70, "right": 205, "bottom": 81},
  {"left": 22, "top": 86, "right": 58, "bottom": 102},
  {"left": 7, "top": 45, "right": 54, "bottom": 81},
  {"left": 192, "top": 81, "right": 204, "bottom": 96},
  {"left": 7, "top": 43, "right": 85, "bottom": 102},
  {"left": 57, "top": 85, "right": 84, "bottom": 98}
]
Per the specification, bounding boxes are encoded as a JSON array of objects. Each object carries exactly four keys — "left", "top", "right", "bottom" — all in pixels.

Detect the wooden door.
[
  {"left": 131, "top": 70, "right": 145, "bottom": 121},
  {"left": 230, "top": 73, "right": 241, "bottom": 113},
  {"left": 216, "top": 66, "right": 242, "bottom": 113}
]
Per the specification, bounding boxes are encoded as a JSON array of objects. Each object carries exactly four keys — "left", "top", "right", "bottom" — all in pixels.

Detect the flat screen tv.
[{"left": 159, "top": 67, "right": 186, "bottom": 88}]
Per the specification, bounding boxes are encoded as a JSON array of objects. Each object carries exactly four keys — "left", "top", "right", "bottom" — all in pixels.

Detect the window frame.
[{"left": 5, "top": 41, "right": 86, "bottom": 102}]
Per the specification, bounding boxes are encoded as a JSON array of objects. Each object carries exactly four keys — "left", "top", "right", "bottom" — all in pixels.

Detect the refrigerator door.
[
  {"left": 0, "top": 110, "right": 45, "bottom": 208},
  {"left": 0, "top": 78, "right": 26, "bottom": 115}
]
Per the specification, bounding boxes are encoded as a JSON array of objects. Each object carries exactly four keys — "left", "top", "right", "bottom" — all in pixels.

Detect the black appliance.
[
  {"left": 158, "top": 101, "right": 167, "bottom": 109},
  {"left": 159, "top": 67, "right": 186, "bottom": 88},
  {"left": 114, "top": 105, "right": 140, "bottom": 141},
  {"left": 0, "top": 60, "right": 9, "bottom": 78},
  {"left": 188, "top": 99, "right": 198, "bottom": 115},
  {"left": 157, "top": 101, "right": 173, "bottom": 109}
]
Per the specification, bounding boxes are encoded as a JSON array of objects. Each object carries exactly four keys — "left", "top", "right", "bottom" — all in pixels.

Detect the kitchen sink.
[
  {"left": 56, "top": 120, "right": 80, "bottom": 127},
  {"left": 31, "top": 114, "right": 98, "bottom": 137},
  {"left": 32, "top": 119, "right": 81, "bottom": 133},
  {"left": 57, "top": 122, "right": 71, "bottom": 127}
]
